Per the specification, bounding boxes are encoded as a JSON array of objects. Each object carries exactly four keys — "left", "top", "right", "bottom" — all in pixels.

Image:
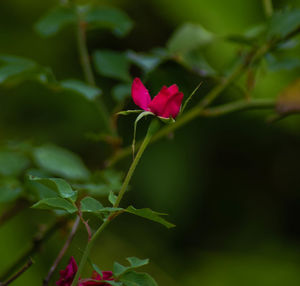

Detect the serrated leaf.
[
  {"left": 61, "top": 79, "right": 101, "bottom": 100},
  {"left": 35, "top": 5, "right": 76, "bottom": 37},
  {"left": 85, "top": 6, "right": 133, "bottom": 37},
  {"left": 108, "top": 191, "right": 117, "bottom": 205},
  {"left": 29, "top": 177, "right": 76, "bottom": 201},
  {"left": 276, "top": 78, "right": 300, "bottom": 114},
  {"left": 80, "top": 196, "right": 103, "bottom": 212},
  {"left": 120, "top": 271, "right": 158, "bottom": 286},
  {"left": 114, "top": 262, "right": 130, "bottom": 277},
  {"left": 112, "top": 83, "right": 131, "bottom": 102},
  {"left": 167, "top": 23, "right": 215, "bottom": 54},
  {"left": 0, "top": 151, "right": 30, "bottom": 176},
  {"left": 0, "top": 178, "right": 23, "bottom": 203},
  {"left": 126, "top": 257, "right": 149, "bottom": 269},
  {"left": 32, "top": 197, "right": 77, "bottom": 213},
  {"left": 93, "top": 50, "right": 131, "bottom": 82},
  {"left": 125, "top": 206, "right": 175, "bottom": 229},
  {"left": 267, "top": 9, "right": 300, "bottom": 40},
  {"left": 33, "top": 145, "right": 90, "bottom": 180}
]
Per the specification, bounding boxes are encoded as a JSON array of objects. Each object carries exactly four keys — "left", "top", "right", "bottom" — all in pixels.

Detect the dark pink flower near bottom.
[
  {"left": 131, "top": 78, "right": 184, "bottom": 119},
  {"left": 56, "top": 257, "right": 114, "bottom": 286},
  {"left": 56, "top": 257, "right": 78, "bottom": 286},
  {"left": 79, "top": 271, "right": 114, "bottom": 286}
]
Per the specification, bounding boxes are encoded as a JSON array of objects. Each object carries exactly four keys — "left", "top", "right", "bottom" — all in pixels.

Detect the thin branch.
[
  {"left": 0, "top": 259, "right": 33, "bottom": 286},
  {"left": 43, "top": 217, "right": 80, "bottom": 286},
  {"left": 107, "top": 26, "right": 300, "bottom": 166},
  {"left": 75, "top": 6, "right": 114, "bottom": 135},
  {"left": 0, "top": 219, "right": 66, "bottom": 282}
]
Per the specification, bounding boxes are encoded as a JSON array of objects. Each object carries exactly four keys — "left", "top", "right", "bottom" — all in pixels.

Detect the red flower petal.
[
  {"left": 56, "top": 257, "right": 78, "bottom": 286},
  {"left": 131, "top": 78, "right": 151, "bottom": 111},
  {"left": 148, "top": 85, "right": 183, "bottom": 118}
]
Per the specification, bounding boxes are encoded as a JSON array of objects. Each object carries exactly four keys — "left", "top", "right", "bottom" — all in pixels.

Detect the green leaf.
[
  {"left": 0, "top": 151, "right": 30, "bottom": 176},
  {"left": 120, "top": 271, "right": 158, "bottom": 286},
  {"left": 29, "top": 177, "right": 76, "bottom": 201},
  {"left": 73, "top": 183, "right": 111, "bottom": 196},
  {"left": 61, "top": 79, "right": 101, "bottom": 100},
  {"left": 35, "top": 5, "right": 76, "bottom": 37},
  {"left": 126, "top": 257, "right": 149, "bottom": 269},
  {"left": 93, "top": 50, "right": 131, "bottom": 82},
  {"left": 114, "top": 262, "right": 130, "bottom": 277},
  {"left": 32, "top": 197, "right": 77, "bottom": 213},
  {"left": 112, "top": 83, "right": 131, "bottom": 102},
  {"left": 126, "top": 51, "right": 163, "bottom": 74},
  {"left": 92, "top": 263, "right": 102, "bottom": 276},
  {"left": 267, "top": 9, "right": 300, "bottom": 40},
  {"left": 108, "top": 191, "right": 117, "bottom": 205},
  {"left": 85, "top": 6, "right": 133, "bottom": 37},
  {"left": 80, "top": 196, "right": 103, "bottom": 212},
  {"left": 125, "top": 206, "right": 175, "bottom": 229},
  {"left": 0, "top": 178, "right": 23, "bottom": 203},
  {"left": 106, "top": 282, "right": 123, "bottom": 286},
  {"left": 33, "top": 145, "right": 90, "bottom": 180},
  {"left": 167, "top": 23, "right": 215, "bottom": 54},
  {"left": 265, "top": 54, "right": 300, "bottom": 71},
  {"left": 0, "top": 55, "right": 37, "bottom": 84}
]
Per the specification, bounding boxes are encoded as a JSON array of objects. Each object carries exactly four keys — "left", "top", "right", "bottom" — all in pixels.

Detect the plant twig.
[
  {"left": 75, "top": 6, "right": 113, "bottom": 135},
  {"left": 43, "top": 217, "right": 80, "bottom": 286},
  {"left": 0, "top": 258, "right": 33, "bottom": 286},
  {"left": 0, "top": 219, "right": 66, "bottom": 282},
  {"left": 71, "top": 121, "right": 157, "bottom": 286}
]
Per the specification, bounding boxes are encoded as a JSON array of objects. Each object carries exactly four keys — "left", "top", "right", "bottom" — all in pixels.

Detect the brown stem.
[
  {"left": 43, "top": 217, "right": 80, "bottom": 286},
  {"left": 0, "top": 259, "right": 33, "bottom": 286},
  {"left": 0, "top": 219, "right": 66, "bottom": 282}
]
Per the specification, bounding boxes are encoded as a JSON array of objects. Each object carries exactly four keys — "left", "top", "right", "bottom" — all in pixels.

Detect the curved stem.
[
  {"left": 43, "top": 216, "right": 80, "bottom": 286},
  {"left": 71, "top": 122, "right": 155, "bottom": 286}
]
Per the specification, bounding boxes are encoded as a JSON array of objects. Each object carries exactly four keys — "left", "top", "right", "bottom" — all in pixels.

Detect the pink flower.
[
  {"left": 56, "top": 257, "right": 78, "bottom": 286},
  {"left": 79, "top": 271, "right": 114, "bottom": 286},
  {"left": 131, "top": 78, "right": 184, "bottom": 119},
  {"left": 56, "top": 257, "right": 114, "bottom": 286}
]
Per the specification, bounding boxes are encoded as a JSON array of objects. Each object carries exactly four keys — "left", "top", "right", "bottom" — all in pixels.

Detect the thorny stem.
[
  {"left": 71, "top": 123, "right": 155, "bottom": 286},
  {"left": 0, "top": 219, "right": 66, "bottom": 282},
  {"left": 43, "top": 217, "right": 80, "bottom": 286},
  {"left": 0, "top": 259, "right": 33, "bottom": 286}
]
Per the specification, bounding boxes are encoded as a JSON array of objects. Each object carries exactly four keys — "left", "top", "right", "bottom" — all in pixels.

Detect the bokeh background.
[{"left": 0, "top": 0, "right": 300, "bottom": 285}]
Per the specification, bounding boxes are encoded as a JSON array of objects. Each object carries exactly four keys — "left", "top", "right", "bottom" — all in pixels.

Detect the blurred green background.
[{"left": 0, "top": 0, "right": 300, "bottom": 285}]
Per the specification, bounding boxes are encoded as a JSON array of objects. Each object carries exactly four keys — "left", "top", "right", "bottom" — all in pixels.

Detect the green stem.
[
  {"left": 108, "top": 98, "right": 276, "bottom": 166},
  {"left": 263, "top": 0, "right": 273, "bottom": 18},
  {"left": 75, "top": 7, "right": 113, "bottom": 134},
  {"left": 71, "top": 122, "right": 155, "bottom": 286}
]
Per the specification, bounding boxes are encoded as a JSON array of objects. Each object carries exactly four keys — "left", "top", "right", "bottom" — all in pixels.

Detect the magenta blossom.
[
  {"left": 79, "top": 271, "right": 114, "bottom": 286},
  {"left": 131, "top": 77, "right": 184, "bottom": 119},
  {"left": 56, "top": 257, "right": 78, "bottom": 286},
  {"left": 56, "top": 257, "right": 114, "bottom": 286}
]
